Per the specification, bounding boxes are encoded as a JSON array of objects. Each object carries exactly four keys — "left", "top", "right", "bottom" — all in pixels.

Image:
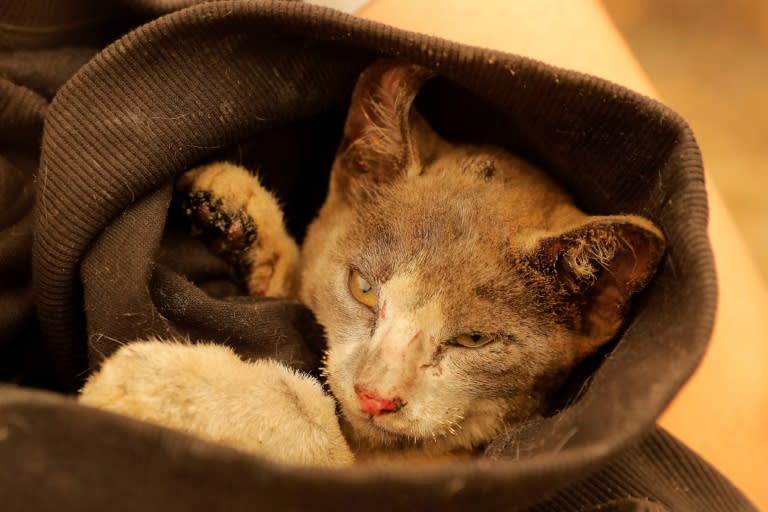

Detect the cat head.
[{"left": 300, "top": 61, "right": 665, "bottom": 454}]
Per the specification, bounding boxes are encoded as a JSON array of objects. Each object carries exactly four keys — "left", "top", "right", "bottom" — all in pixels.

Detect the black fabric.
[
  {"left": 0, "top": 0, "right": 756, "bottom": 510},
  {"left": 0, "top": 385, "right": 753, "bottom": 512}
]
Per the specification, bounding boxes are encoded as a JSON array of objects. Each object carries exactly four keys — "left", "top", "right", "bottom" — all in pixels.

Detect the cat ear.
[
  {"left": 537, "top": 215, "right": 665, "bottom": 350},
  {"left": 332, "top": 61, "right": 444, "bottom": 196}
]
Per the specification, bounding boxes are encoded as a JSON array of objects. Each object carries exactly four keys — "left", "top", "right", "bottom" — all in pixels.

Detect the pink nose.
[{"left": 355, "top": 388, "right": 403, "bottom": 416}]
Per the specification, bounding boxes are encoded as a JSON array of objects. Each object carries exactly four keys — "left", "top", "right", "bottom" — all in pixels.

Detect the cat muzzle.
[{"left": 354, "top": 386, "right": 404, "bottom": 417}]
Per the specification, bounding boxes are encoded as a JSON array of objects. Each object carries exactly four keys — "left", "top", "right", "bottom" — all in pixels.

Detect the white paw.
[{"left": 80, "top": 339, "right": 354, "bottom": 467}]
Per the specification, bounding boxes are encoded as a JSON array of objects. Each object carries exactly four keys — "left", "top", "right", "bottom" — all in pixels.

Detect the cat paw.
[
  {"left": 80, "top": 339, "right": 354, "bottom": 467},
  {"left": 176, "top": 162, "right": 300, "bottom": 298}
]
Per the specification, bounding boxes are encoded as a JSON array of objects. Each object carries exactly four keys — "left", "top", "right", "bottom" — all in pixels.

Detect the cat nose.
[{"left": 355, "top": 388, "right": 403, "bottom": 416}]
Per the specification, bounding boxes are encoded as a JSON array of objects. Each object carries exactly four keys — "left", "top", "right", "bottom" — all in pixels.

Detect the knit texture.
[{"left": 0, "top": 0, "right": 755, "bottom": 510}]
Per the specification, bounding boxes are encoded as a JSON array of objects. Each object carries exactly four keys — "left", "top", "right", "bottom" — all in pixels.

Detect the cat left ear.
[
  {"left": 537, "top": 215, "right": 665, "bottom": 350},
  {"left": 332, "top": 60, "right": 444, "bottom": 197}
]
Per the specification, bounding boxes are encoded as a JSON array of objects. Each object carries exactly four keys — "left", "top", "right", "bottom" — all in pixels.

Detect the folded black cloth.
[{"left": 0, "top": 1, "right": 756, "bottom": 510}]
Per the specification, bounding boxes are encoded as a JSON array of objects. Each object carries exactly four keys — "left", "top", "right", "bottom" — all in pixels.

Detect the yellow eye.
[
  {"left": 453, "top": 333, "right": 492, "bottom": 348},
  {"left": 349, "top": 270, "right": 378, "bottom": 308}
]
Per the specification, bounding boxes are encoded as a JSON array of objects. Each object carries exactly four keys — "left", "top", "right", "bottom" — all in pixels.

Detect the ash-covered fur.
[{"left": 80, "top": 61, "right": 665, "bottom": 466}]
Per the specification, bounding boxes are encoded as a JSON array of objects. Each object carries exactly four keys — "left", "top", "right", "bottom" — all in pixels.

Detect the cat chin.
[
  {"left": 343, "top": 416, "right": 469, "bottom": 453},
  {"left": 339, "top": 398, "right": 507, "bottom": 455}
]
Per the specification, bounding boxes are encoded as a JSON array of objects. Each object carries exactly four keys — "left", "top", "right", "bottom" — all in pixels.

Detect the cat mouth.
[
  {"left": 347, "top": 404, "right": 463, "bottom": 445},
  {"left": 343, "top": 404, "right": 411, "bottom": 437},
  {"left": 365, "top": 416, "right": 427, "bottom": 444}
]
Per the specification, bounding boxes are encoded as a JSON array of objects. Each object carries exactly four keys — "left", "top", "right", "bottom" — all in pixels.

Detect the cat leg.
[
  {"left": 176, "top": 162, "right": 299, "bottom": 298},
  {"left": 79, "top": 339, "right": 354, "bottom": 467}
]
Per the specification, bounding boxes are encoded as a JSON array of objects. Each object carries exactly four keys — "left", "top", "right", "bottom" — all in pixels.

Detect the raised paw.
[{"left": 176, "top": 162, "right": 300, "bottom": 298}]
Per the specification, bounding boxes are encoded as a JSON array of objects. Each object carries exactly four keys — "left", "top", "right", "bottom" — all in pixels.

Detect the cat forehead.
[
  {"left": 350, "top": 225, "right": 539, "bottom": 336},
  {"left": 425, "top": 144, "right": 561, "bottom": 186},
  {"left": 340, "top": 149, "right": 583, "bottom": 319},
  {"left": 350, "top": 165, "right": 569, "bottom": 250},
  {"left": 346, "top": 177, "right": 540, "bottom": 294},
  {"left": 352, "top": 174, "right": 510, "bottom": 252}
]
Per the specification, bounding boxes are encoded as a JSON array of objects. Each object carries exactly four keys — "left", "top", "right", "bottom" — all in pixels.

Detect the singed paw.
[{"left": 176, "top": 162, "right": 300, "bottom": 298}]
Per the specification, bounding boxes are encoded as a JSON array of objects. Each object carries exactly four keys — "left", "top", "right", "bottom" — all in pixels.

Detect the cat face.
[
  {"left": 299, "top": 62, "right": 665, "bottom": 454},
  {"left": 302, "top": 168, "right": 579, "bottom": 452}
]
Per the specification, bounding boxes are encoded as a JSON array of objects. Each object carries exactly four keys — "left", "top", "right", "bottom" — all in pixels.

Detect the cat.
[{"left": 79, "top": 60, "right": 665, "bottom": 467}]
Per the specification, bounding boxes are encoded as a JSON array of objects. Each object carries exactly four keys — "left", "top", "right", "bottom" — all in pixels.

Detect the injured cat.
[{"left": 79, "top": 60, "right": 665, "bottom": 467}]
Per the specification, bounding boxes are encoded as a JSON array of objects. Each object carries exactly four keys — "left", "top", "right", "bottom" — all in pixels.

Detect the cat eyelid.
[
  {"left": 347, "top": 266, "right": 377, "bottom": 290},
  {"left": 448, "top": 333, "right": 497, "bottom": 348},
  {"left": 348, "top": 268, "right": 379, "bottom": 309}
]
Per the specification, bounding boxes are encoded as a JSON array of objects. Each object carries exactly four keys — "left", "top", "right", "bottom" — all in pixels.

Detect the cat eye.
[
  {"left": 451, "top": 333, "right": 492, "bottom": 348},
  {"left": 349, "top": 270, "right": 378, "bottom": 308}
]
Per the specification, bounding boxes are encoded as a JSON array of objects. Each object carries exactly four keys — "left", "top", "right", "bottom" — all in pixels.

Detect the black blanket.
[{"left": 0, "top": 1, "right": 756, "bottom": 510}]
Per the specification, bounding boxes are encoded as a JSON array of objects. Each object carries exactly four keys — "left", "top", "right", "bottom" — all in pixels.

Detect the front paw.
[
  {"left": 176, "top": 162, "right": 299, "bottom": 298},
  {"left": 79, "top": 340, "right": 354, "bottom": 467}
]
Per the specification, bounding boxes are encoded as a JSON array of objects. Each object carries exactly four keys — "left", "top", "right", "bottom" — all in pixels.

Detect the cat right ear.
[{"left": 330, "top": 61, "right": 444, "bottom": 199}]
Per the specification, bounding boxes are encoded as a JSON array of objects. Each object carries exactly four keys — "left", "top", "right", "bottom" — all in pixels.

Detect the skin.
[{"left": 356, "top": 0, "right": 768, "bottom": 507}]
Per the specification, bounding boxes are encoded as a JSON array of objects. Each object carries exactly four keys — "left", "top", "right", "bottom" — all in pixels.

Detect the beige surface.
[
  {"left": 605, "top": 0, "right": 768, "bottom": 282},
  {"left": 357, "top": 1, "right": 768, "bottom": 508}
]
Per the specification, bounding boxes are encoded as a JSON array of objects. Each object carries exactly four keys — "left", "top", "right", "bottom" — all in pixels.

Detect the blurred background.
[{"left": 603, "top": 0, "right": 768, "bottom": 281}]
